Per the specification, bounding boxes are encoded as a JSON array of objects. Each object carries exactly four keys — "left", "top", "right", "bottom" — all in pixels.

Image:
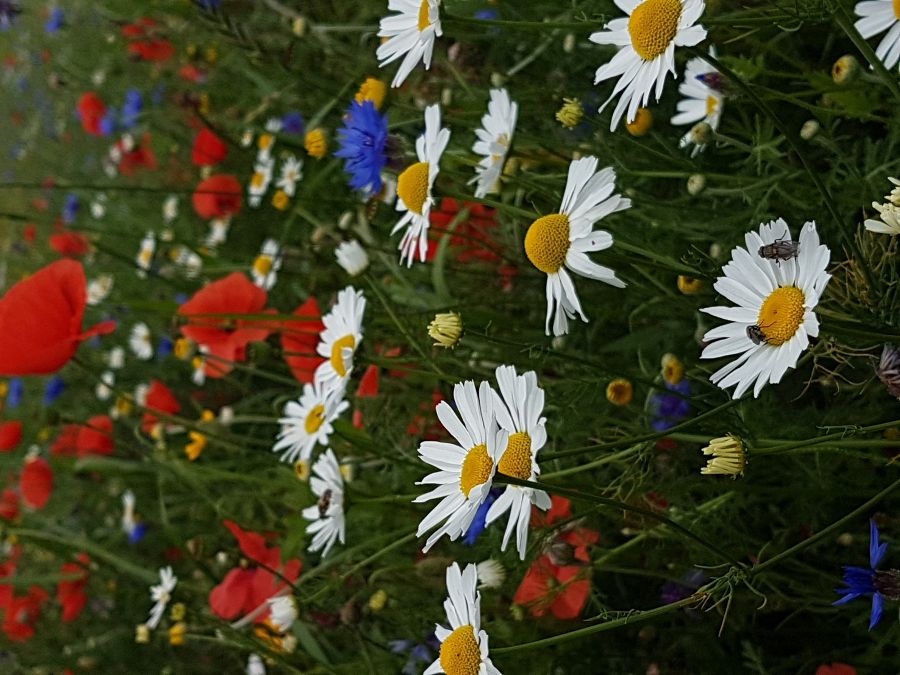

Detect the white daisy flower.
[
  {"left": 273, "top": 380, "right": 350, "bottom": 464},
  {"left": 864, "top": 176, "right": 900, "bottom": 235},
  {"left": 414, "top": 380, "right": 506, "bottom": 552},
  {"left": 470, "top": 88, "right": 518, "bottom": 199},
  {"left": 265, "top": 117, "right": 283, "bottom": 134},
  {"left": 251, "top": 239, "right": 283, "bottom": 290},
  {"left": 392, "top": 104, "right": 450, "bottom": 266},
  {"left": 276, "top": 155, "right": 303, "bottom": 197},
  {"left": 267, "top": 595, "right": 298, "bottom": 632},
  {"left": 485, "top": 366, "right": 552, "bottom": 560},
  {"left": 257, "top": 133, "right": 277, "bottom": 162},
  {"left": 136, "top": 231, "right": 155, "bottom": 278},
  {"left": 524, "top": 156, "right": 630, "bottom": 336},
  {"left": 591, "top": 0, "right": 708, "bottom": 130},
  {"left": 335, "top": 239, "right": 370, "bottom": 276},
  {"left": 129, "top": 323, "right": 154, "bottom": 361},
  {"left": 240, "top": 130, "right": 255, "bottom": 148},
  {"left": 855, "top": 0, "right": 900, "bottom": 68},
  {"left": 90, "top": 196, "right": 107, "bottom": 219},
  {"left": 95, "top": 370, "right": 115, "bottom": 401},
  {"left": 315, "top": 286, "right": 366, "bottom": 387},
  {"left": 122, "top": 489, "right": 138, "bottom": 536},
  {"left": 247, "top": 654, "right": 266, "bottom": 675},
  {"left": 147, "top": 566, "right": 177, "bottom": 630},
  {"left": 87, "top": 275, "right": 114, "bottom": 306},
  {"left": 107, "top": 346, "right": 125, "bottom": 370},
  {"left": 700, "top": 219, "right": 831, "bottom": 398},
  {"left": 377, "top": 0, "right": 443, "bottom": 88},
  {"left": 248, "top": 157, "right": 275, "bottom": 208},
  {"left": 423, "top": 563, "right": 502, "bottom": 675},
  {"left": 475, "top": 559, "right": 505, "bottom": 590},
  {"left": 162, "top": 195, "right": 179, "bottom": 223},
  {"left": 191, "top": 349, "right": 208, "bottom": 386},
  {"left": 671, "top": 47, "right": 724, "bottom": 156},
  {"left": 302, "top": 448, "right": 346, "bottom": 557},
  {"left": 206, "top": 217, "right": 231, "bottom": 248}
]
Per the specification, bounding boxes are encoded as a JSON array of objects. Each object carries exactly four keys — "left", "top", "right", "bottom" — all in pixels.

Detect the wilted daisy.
[
  {"left": 415, "top": 380, "right": 506, "bottom": 552},
  {"left": 315, "top": 286, "right": 366, "bottom": 386},
  {"left": 864, "top": 176, "right": 900, "bottom": 235},
  {"left": 129, "top": 323, "right": 154, "bottom": 361},
  {"left": 136, "top": 231, "right": 155, "bottom": 277},
  {"left": 470, "top": 88, "right": 518, "bottom": 199},
  {"left": 251, "top": 239, "right": 283, "bottom": 290},
  {"left": 671, "top": 48, "right": 724, "bottom": 156},
  {"left": 335, "top": 239, "right": 369, "bottom": 276},
  {"left": 392, "top": 104, "right": 450, "bottom": 266},
  {"left": 277, "top": 155, "right": 303, "bottom": 197},
  {"left": 147, "top": 566, "right": 177, "bottom": 630},
  {"left": 854, "top": 0, "right": 900, "bottom": 69},
  {"left": 700, "top": 219, "right": 831, "bottom": 398},
  {"left": 700, "top": 434, "right": 747, "bottom": 477},
  {"left": 485, "top": 366, "right": 552, "bottom": 560},
  {"left": 273, "top": 380, "right": 350, "bottom": 464},
  {"left": 87, "top": 275, "right": 114, "bottom": 305},
  {"left": 302, "top": 448, "right": 346, "bottom": 557},
  {"left": 524, "top": 156, "right": 629, "bottom": 336},
  {"left": 424, "top": 563, "right": 502, "bottom": 675},
  {"left": 591, "top": 0, "right": 708, "bottom": 130},
  {"left": 377, "top": 0, "right": 442, "bottom": 88}
]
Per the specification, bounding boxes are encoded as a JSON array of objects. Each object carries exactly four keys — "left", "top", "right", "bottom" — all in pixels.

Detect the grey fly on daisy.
[
  {"left": 414, "top": 380, "right": 507, "bottom": 552},
  {"left": 470, "top": 88, "right": 518, "bottom": 199},
  {"left": 423, "top": 562, "right": 502, "bottom": 675},
  {"left": 671, "top": 47, "right": 724, "bottom": 156},
  {"left": 302, "top": 449, "right": 346, "bottom": 557},
  {"left": 314, "top": 286, "right": 366, "bottom": 387},
  {"left": 854, "top": 0, "right": 900, "bottom": 69},
  {"left": 700, "top": 219, "right": 831, "bottom": 398},
  {"left": 377, "top": 0, "right": 442, "bottom": 88},
  {"left": 591, "top": 0, "right": 708, "bottom": 130},
  {"left": 273, "top": 380, "right": 350, "bottom": 464},
  {"left": 524, "top": 156, "right": 630, "bottom": 336},
  {"left": 392, "top": 104, "right": 450, "bottom": 266},
  {"left": 485, "top": 365, "right": 552, "bottom": 561}
]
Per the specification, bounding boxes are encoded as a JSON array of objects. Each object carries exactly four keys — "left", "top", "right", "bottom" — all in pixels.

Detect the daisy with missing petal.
[
  {"left": 854, "top": 0, "right": 900, "bottom": 69},
  {"left": 314, "top": 286, "right": 366, "bottom": 387},
  {"left": 273, "top": 380, "right": 349, "bottom": 464},
  {"left": 701, "top": 219, "right": 831, "bottom": 399},
  {"left": 251, "top": 239, "right": 283, "bottom": 290},
  {"left": 147, "top": 566, "right": 177, "bottom": 630},
  {"left": 671, "top": 47, "right": 724, "bottom": 157},
  {"left": 591, "top": 0, "right": 708, "bottom": 130},
  {"left": 415, "top": 380, "right": 506, "bottom": 552},
  {"left": 392, "top": 104, "right": 450, "bottom": 266},
  {"left": 470, "top": 88, "right": 518, "bottom": 199},
  {"left": 485, "top": 366, "right": 552, "bottom": 560},
  {"left": 377, "top": 0, "right": 442, "bottom": 88},
  {"left": 424, "top": 563, "right": 502, "bottom": 675},
  {"left": 524, "top": 156, "right": 630, "bottom": 336},
  {"left": 302, "top": 448, "right": 346, "bottom": 557}
]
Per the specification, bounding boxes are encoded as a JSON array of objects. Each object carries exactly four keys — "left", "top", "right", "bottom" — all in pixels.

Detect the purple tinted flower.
[
  {"left": 44, "top": 375, "right": 65, "bottom": 405},
  {"left": 281, "top": 111, "right": 305, "bottom": 135},
  {"left": 7, "top": 378, "right": 24, "bottom": 408},
  {"left": 834, "top": 520, "right": 897, "bottom": 630},
  {"left": 121, "top": 89, "right": 143, "bottom": 129},
  {"left": 650, "top": 379, "right": 691, "bottom": 431},
  {"left": 45, "top": 7, "right": 64, "bottom": 32},
  {"left": 62, "top": 193, "right": 79, "bottom": 224},
  {"left": 335, "top": 100, "right": 388, "bottom": 194},
  {"left": 464, "top": 487, "right": 502, "bottom": 545}
]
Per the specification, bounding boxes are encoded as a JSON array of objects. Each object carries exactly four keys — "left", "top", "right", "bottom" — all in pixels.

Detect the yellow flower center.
[
  {"left": 305, "top": 129, "right": 327, "bottom": 159},
  {"left": 305, "top": 404, "right": 326, "bottom": 434},
  {"left": 757, "top": 286, "right": 805, "bottom": 346},
  {"left": 705, "top": 95, "right": 719, "bottom": 117},
  {"left": 628, "top": 0, "right": 682, "bottom": 62},
  {"left": 459, "top": 444, "right": 493, "bottom": 497},
  {"left": 524, "top": 213, "right": 570, "bottom": 274},
  {"left": 418, "top": 0, "right": 432, "bottom": 31},
  {"left": 251, "top": 172, "right": 265, "bottom": 189},
  {"left": 258, "top": 134, "right": 274, "bottom": 151},
  {"left": 355, "top": 77, "right": 387, "bottom": 110},
  {"left": 294, "top": 459, "right": 310, "bottom": 481},
  {"left": 397, "top": 161, "right": 431, "bottom": 215},
  {"left": 253, "top": 255, "right": 273, "bottom": 277},
  {"left": 272, "top": 190, "right": 290, "bottom": 210},
  {"left": 498, "top": 431, "right": 533, "bottom": 480},
  {"left": 625, "top": 107, "right": 653, "bottom": 136},
  {"left": 439, "top": 625, "right": 481, "bottom": 675},
  {"left": 330, "top": 334, "right": 357, "bottom": 377},
  {"left": 895, "top": 0, "right": 900, "bottom": 20}
]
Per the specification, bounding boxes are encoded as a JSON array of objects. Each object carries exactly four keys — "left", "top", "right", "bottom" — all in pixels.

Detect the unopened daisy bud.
[
  {"left": 556, "top": 98, "right": 583, "bottom": 129},
  {"left": 268, "top": 595, "right": 298, "bottom": 632},
  {"left": 701, "top": 434, "right": 747, "bottom": 478},
  {"left": 355, "top": 77, "right": 387, "bottom": 110},
  {"left": 709, "top": 242, "right": 723, "bottom": 259},
  {"left": 689, "top": 122, "right": 712, "bottom": 146},
  {"left": 441, "top": 87, "right": 453, "bottom": 107},
  {"left": 304, "top": 129, "right": 327, "bottom": 159},
  {"left": 292, "top": 17, "right": 307, "bottom": 37},
  {"left": 800, "top": 119, "right": 819, "bottom": 141},
  {"left": 294, "top": 459, "right": 310, "bottom": 481},
  {"left": 626, "top": 108, "right": 653, "bottom": 137},
  {"left": 831, "top": 55, "right": 859, "bottom": 85},
  {"left": 677, "top": 275, "right": 704, "bottom": 295},
  {"left": 687, "top": 174, "right": 706, "bottom": 196},
  {"left": 836, "top": 532, "right": 854, "bottom": 546},
  {"left": 272, "top": 189, "right": 290, "bottom": 211},
  {"left": 335, "top": 240, "right": 369, "bottom": 276},
  {"left": 428, "top": 312, "right": 463, "bottom": 348},
  {"left": 876, "top": 344, "right": 900, "bottom": 399},
  {"left": 476, "top": 559, "right": 506, "bottom": 589},
  {"left": 170, "top": 602, "right": 186, "bottom": 622},
  {"left": 339, "top": 462, "right": 355, "bottom": 483},
  {"left": 367, "top": 589, "right": 388, "bottom": 612},
  {"left": 168, "top": 622, "right": 187, "bottom": 646},
  {"left": 563, "top": 33, "right": 576, "bottom": 53},
  {"left": 551, "top": 336, "right": 566, "bottom": 350},
  {"left": 490, "top": 72, "right": 505, "bottom": 87},
  {"left": 135, "top": 624, "right": 150, "bottom": 644},
  {"left": 606, "top": 378, "right": 633, "bottom": 406},
  {"left": 661, "top": 354, "right": 684, "bottom": 385}
]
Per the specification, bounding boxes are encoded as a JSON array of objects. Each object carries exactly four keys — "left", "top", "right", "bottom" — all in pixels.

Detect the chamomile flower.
[
  {"left": 377, "top": 0, "right": 443, "bottom": 88},
  {"left": 854, "top": 0, "right": 900, "bottom": 69},
  {"left": 700, "top": 219, "right": 831, "bottom": 398},
  {"left": 423, "top": 563, "right": 502, "bottom": 675},
  {"left": 524, "top": 156, "right": 629, "bottom": 336},
  {"left": 864, "top": 176, "right": 900, "bottom": 235},
  {"left": 276, "top": 155, "right": 303, "bottom": 197},
  {"left": 314, "top": 286, "right": 366, "bottom": 386},
  {"left": 162, "top": 195, "right": 179, "bottom": 223},
  {"left": 248, "top": 157, "right": 275, "bottom": 208},
  {"left": 87, "top": 275, "right": 114, "bottom": 305},
  {"left": 206, "top": 217, "right": 231, "bottom": 248},
  {"left": 671, "top": 48, "right": 724, "bottom": 156},
  {"left": 392, "top": 104, "right": 450, "bottom": 266},
  {"left": 129, "top": 323, "right": 154, "bottom": 361},
  {"left": 470, "top": 88, "right": 518, "bottom": 199},
  {"left": 251, "top": 239, "right": 283, "bottom": 290},
  {"left": 136, "top": 231, "right": 155, "bottom": 277},
  {"left": 147, "top": 566, "right": 177, "bottom": 630},
  {"left": 95, "top": 370, "right": 115, "bottom": 401},
  {"left": 591, "top": 0, "right": 708, "bottom": 130},
  {"left": 302, "top": 448, "right": 346, "bottom": 557},
  {"left": 415, "top": 380, "right": 506, "bottom": 552},
  {"left": 485, "top": 366, "right": 552, "bottom": 560},
  {"left": 273, "top": 380, "right": 350, "bottom": 464}
]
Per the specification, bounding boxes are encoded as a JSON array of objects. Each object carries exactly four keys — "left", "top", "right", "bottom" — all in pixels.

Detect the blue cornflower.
[
  {"left": 99, "top": 107, "right": 117, "bottom": 136},
  {"left": 834, "top": 519, "right": 898, "bottom": 630},
  {"left": 650, "top": 379, "right": 691, "bottom": 431},
  {"left": 281, "top": 111, "right": 305, "bottom": 135},
  {"left": 157, "top": 336, "right": 174, "bottom": 360},
  {"left": 44, "top": 376, "right": 65, "bottom": 405},
  {"left": 45, "top": 7, "right": 64, "bottom": 32},
  {"left": 463, "top": 487, "right": 501, "bottom": 545},
  {"left": 121, "top": 89, "right": 143, "bottom": 129},
  {"left": 335, "top": 100, "right": 389, "bottom": 195},
  {"left": 62, "top": 193, "right": 79, "bottom": 224},
  {"left": 128, "top": 522, "right": 149, "bottom": 544},
  {"left": 197, "top": 0, "right": 220, "bottom": 10},
  {"left": 7, "top": 378, "right": 24, "bottom": 408}
]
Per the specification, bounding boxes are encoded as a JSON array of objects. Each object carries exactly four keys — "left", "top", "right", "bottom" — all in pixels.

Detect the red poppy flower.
[
  {"left": 119, "top": 134, "right": 158, "bottom": 176},
  {"left": 53, "top": 415, "right": 115, "bottom": 457},
  {"left": 1, "top": 585, "right": 49, "bottom": 641},
  {"left": 281, "top": 297, "right": 324, "bottom": 384},
  {"left": 0, "top": 489, "right": 19, "bottom": 521},
  {"left": 531, "top": 495, "right": 571, "bottom": 528},
  {"left": 816, "top": 665, "right": 857, "bottom": 675},
  {"left": 429, "top": 197, "right": 500, "bottom": 264},
  {"left": 407, "top": 389, "right": 446, "bottom": 439},
  {"left": 141, "top": 380, "right": 181, "bottom": 433},
  {"left": 76, "top": 92, "right": 106, "bottom": 136},
  {"left": 179, "top": 63, "right": 208, "bottom": 84},
  {"left": 178, "top": 273, "right": 273, "bottom": 378},
  {"left": 57, "top": 553, "right": 90, "bottom": 622},
  {"left": 209, "top": 520, "right": 302, "bottom": 623},
  {"left": 49, "top": 231, "right": 90, "bottom": 258},
  {"left": 192, "top": 128, "right": 228, "bottom": 166},
  {"left": 20, "top": 457, "right": 53, "bottom": 510},
  {"left": 127, "top": 39, "right": 175, "bottom": 62},
  {"left": 0, "top": 421, "right": 23, "bottom": 452},
  {"left": 192, "top": 174, "right": 242, "bottom": 220},
  {"left": 121, "top": 17, "right": 158, "bottom": 38},
  {"left": 0, "top": 260, "right": 116, "bottom": 376},
  {"left": 356, "top": 365, "right": 380, "bottom": 398}
]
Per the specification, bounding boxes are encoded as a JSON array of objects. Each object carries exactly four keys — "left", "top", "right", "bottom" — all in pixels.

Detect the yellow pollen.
[
  {"left": 895, "top": 0, "right": 900, "bottom": 20},
  {"left": 330, "top": 334, "right": 357, "bottom": 377},
  {"left": 757, "top": 286, "right": 805, "bottom": 346},
  {"left": 705, "top": 95, "right": 719, "bottom": 117},
  {"left": 459, "top": 444, "right": 493, "bottom": 497},
  {"left": 628, "top": 0, "right": 682, "bottom": 62},
  {"left": 397, "top": 162, "right": 431, "bottom": 215},
  {"left": 524, "top": 213, "right": 570, "bottom": 274},
  {"left": 439, "top": 625, "right": 481, "bottom": 675},
  {"left": 251, "top": 172, "right": 265, "bottom": 189},
  {"left": 355, "top": 77, "right": 387, "bottom": 110},
  {"left": 305, "top": 404, "right": 326, "bottom": 434},
  {"left": 498, "top": 431, "right": 533, "bottom": 480},
  {"left": 418, "top": 0, "right": 432, "bottom": 32},
  {"left": 253, "top": 255, "right": 273, "bottom": 277}
]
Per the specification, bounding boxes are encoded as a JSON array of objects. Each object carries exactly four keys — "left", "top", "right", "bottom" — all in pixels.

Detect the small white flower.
[
  {"left": 267, "top": 595, "right": 298, "bottom": 632},
  {"left": 273, "top": 380, "right": 350, "bottom": 464},
  {"left": 122, "top": 490, "right": 138, "bottom": 536},
  {"left": 246, "top": 654, "right": 266, "bottom": 675},
  {"left": 265, "top": 117, "right": 284, "bottom": 133},
  {"left": 136, "top": 231, "right": 156, "bottom": 278},
  {"left": 240, "top": 129, "right": 255, "bottom": 147},
  {"left": 302, "top": 449, "right": 347, "bottom": 557},
  {"left": 95, "top": 370, "right": 115, "bottom": 401},
  {"left": 335, "top": 240, "right": 370, "bottom": 276},
  {"left": 276, "top": 155, "right": 304, "bottom": 197},
  {"left": 471, "top": 88, "right": 518, "bottom": 199},
  {"left": 314, "top": 286, "right": 366, "bottom": 387},
  {"left": 476, "top": 559, "right": 506, "bottom": 590},
  {"left": 147, "top": 566, "right": 177, "bottom": 630},
  {"left": 87, "top": 275, "right": 114, "bottom": 306},
  {"left": 671, "top": 47, "right": 724, "bottom": 157},
  {"left": 251, "top": 239, "right": 283, "bottom": 290},
  {"left": 377, "top": 0, "right": 443, "bottom": 88},
  {"left": 163, "top": 195, "right": 179, "bottom": 223},
  {"left": 129, "top": 323, "right": 154, "bottom": 361},
  {"left": 248, "top": 157, "right": 275, "bottom": 208},
  {"left": 206, "top": 217, "right": 231, "bottom": 247},
  {"left": 864, "top": 177, "right": 900, "bottom": 235},
  {"left": 90, "top": 199, "right": 106, "bottom": 219},
  {"left": 107, "top": 346, "right": 125, "bottom": 370}
]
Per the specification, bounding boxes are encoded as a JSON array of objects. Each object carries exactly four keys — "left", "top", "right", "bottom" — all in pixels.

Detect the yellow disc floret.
[
  {"left": 705, "top": 95, "right": 719, "bottom": 117},
  {"left": 253, "top": 255, "right": 273, "bottom": 277},
  {"left": 459, "top": 444, "right": 493, "bottom": 497},
  {"left": 418, "top": 0, "right": 432, "bottom": 32},
  {"left": 305, "top": 404, "right": 326, "bottom": 434},
  {"left": 757, "top": 286, "right": 805, "bottom": 346},
  {"left": 628, "top": 0, "right": 682, "bottom": 62},
  {"left": 439, "top": 625, "right": 481, "bottom": 675},
  {"left": 894, "top": 0, "right": 900, "bottom": 20},
  {"left": 524, "top": 213, "right": 570, "bottom": 274},
  {"left": 330, "top": 334, "right": 357, "bottom": 377},
  {"left": 498, "top": 431, "right": 533, "bottom": 480},
  {"left": 356, "top": 77, "right": 387, "bottom": 110},
  {"left": 398, "top": 162, "right": 431, "bottom": 215}
]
